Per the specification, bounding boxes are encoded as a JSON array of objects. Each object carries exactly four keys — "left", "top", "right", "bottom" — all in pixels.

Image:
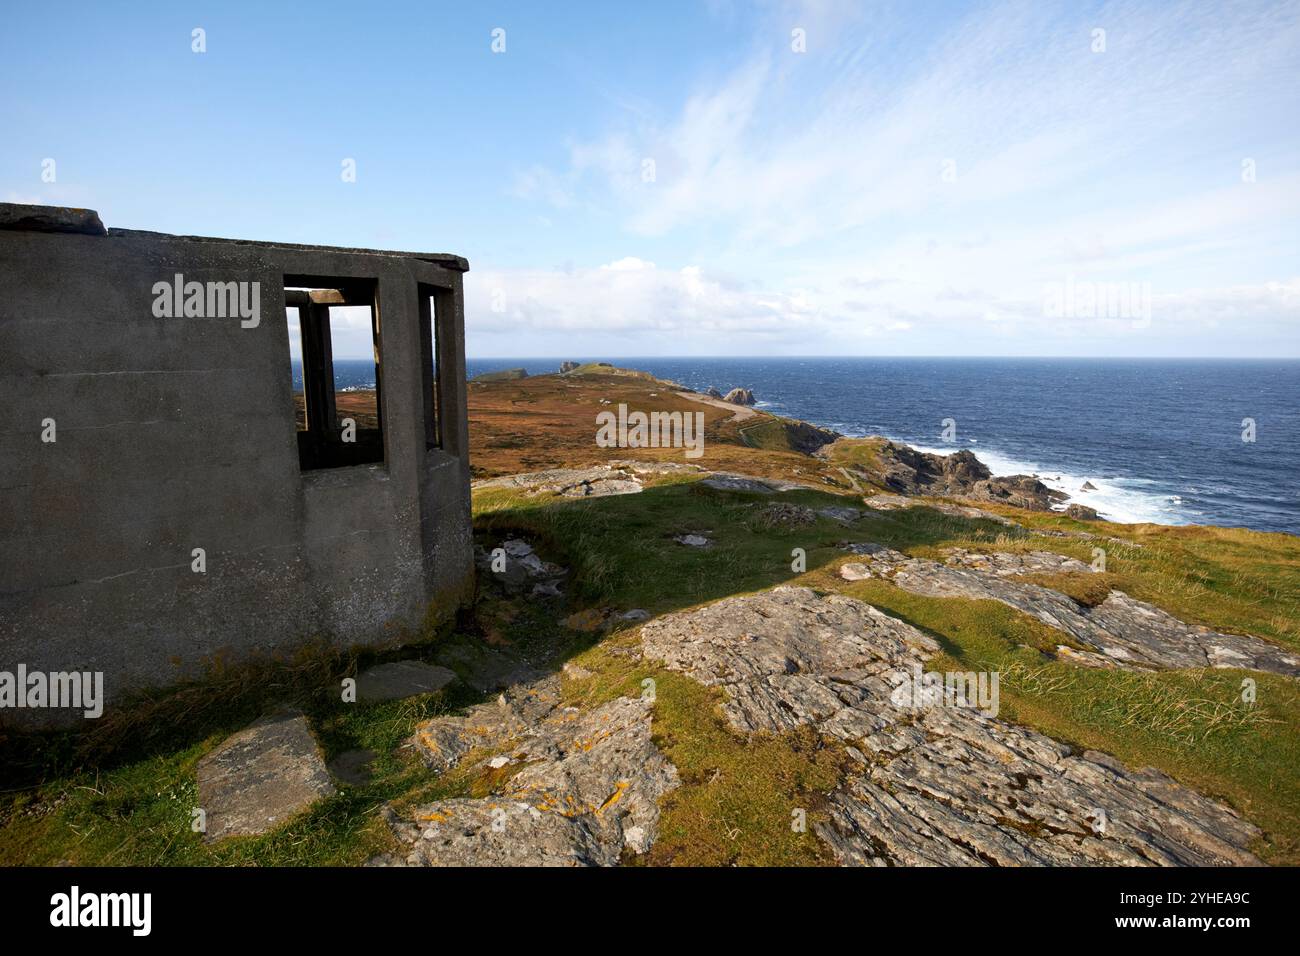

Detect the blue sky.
[{"left": 3, "top": 0, "right": 1298, "bottom": 358}]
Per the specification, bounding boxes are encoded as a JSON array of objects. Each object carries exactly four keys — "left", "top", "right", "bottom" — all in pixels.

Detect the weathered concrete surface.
[
  {"left": 640, "top": 587, "right": 1262, "bottom": 866},
  {"left": 355, "top": 661, "right": 456, "bottom": 702},
  {"left": 373, "top": 677, "right": 678, "bottom": 866},
  {"left": 196, "top": 710, "right": 335, "bottom": 841},
  {"left": 0, "top": 205, "right": 475, "bottom": 724},
  {"left": 839, "top": 548, "right": 1300, "bottom": 676},
  {"left": 0, "top": 203, "right": 106, "bottom": 235}
]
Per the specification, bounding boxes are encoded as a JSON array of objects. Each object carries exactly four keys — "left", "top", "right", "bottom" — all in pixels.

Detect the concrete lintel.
[{"left": 108, "top": 227, "right": 470, "bottom": 271}]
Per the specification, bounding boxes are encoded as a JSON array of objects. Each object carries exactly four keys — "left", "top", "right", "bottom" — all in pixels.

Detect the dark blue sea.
[{"left": 319, "top": 357, "right": 1300, "bottom": 534}]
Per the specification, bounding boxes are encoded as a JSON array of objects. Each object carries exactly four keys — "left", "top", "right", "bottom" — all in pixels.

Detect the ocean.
[{"left": 315, "top": 357, "right": 1300, "bottom": 535}]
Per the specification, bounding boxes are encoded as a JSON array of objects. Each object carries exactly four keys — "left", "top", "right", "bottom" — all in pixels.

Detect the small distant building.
[{"left": 0, "top": 204, "right": 474, "bottom": 724}]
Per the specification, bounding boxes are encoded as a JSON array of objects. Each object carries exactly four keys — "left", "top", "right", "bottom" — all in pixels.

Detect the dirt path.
[{"left": 675, "top": 390, "right": 760, "bottom": 421}]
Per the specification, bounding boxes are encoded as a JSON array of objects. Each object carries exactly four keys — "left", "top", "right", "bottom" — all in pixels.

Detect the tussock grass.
[
  {"left": 1018, "top": 571, "right": 1117, "bottom": 606},
  {"left": 993, "top": 660, "right": 1278, "bottom": 744}
]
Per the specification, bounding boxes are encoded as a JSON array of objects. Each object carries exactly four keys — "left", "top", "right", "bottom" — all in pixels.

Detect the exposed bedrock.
[
  {"left": 839, "top": 546, "right": 1300, "bottom": 677},
  {"left": 372, "top": 677, "right": 678, "bottom": 866},
  {"left": 860, "top": 441, "right": 1068, "bottom": 511},
  {"left": 639, "top": 587, "right": 1262, "bottom": 866}
]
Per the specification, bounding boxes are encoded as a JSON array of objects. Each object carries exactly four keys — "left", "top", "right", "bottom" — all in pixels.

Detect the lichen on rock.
[
  {"left": 639, "top": 586, "right": 1264, "bottom": 866},
  {"left": 373, "top": 677, "right": 678, "bottom": 866}
]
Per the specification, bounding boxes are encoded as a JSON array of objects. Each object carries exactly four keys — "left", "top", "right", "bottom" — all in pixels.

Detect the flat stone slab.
[
  {"left": 356, "top": 661, "right": 456, "bottom": 703},
  {"left": 840, "top": 562, "right": 873, "bottom": 581},
  {"left": 640, "top": 587, "right": 1262, "bottom": 866},
  {"left": 196, "top": 710, "right": 335, "bottom": 841}
]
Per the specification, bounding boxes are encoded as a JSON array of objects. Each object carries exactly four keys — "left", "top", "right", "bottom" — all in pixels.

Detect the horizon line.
[{"left": 459, "top": 354, "right": 1300, "bottom": 362}]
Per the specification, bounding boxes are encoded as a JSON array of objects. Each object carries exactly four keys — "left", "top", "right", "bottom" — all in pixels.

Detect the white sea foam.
[{"left": 909, "top": 441, "right": 1187, "bottom": 526}]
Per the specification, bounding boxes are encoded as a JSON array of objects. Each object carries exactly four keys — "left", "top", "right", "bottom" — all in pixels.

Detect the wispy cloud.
[{"left": 484, "top": 0, "right": 1300, "bottom": 356}]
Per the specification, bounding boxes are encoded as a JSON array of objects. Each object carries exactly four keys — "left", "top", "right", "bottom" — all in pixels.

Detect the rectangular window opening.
[
  {"left": 417, "top": 283, "right": 447, "bottom": 451},
  {"left": 284, "top": 276, "right": 384, "bottom": 470}
]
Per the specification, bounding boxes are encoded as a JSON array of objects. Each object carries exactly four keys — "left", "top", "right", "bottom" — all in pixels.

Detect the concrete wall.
[{"left": 0, "top": 210, "right": 474, "bottom": 725}]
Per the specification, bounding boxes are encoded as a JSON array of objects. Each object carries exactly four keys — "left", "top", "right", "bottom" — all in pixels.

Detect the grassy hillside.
[{"left": 2, "top": 367, "right": 1296, "bottom": 865}]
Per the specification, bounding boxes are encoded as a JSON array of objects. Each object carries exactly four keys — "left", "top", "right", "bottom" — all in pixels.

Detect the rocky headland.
[{"left": 9, "top": 362, "right": 1296, "bottom": 869}]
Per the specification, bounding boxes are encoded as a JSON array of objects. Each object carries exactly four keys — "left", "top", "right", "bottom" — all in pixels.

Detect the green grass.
[
  {"left": 557, "top": 635, "right": 845, "bottom": 866},
  {"left": 472, "top": 477, "right": 1300, "bottom": 863},
  {"left": 736, "top": 418, "right": 797, "bottom": 451},
  {"left": 560, "top": 363, "right": 658, "bottom": 380},
  {"left": 814, "top": 571, "right": 1300, "bottom": 863},
  {"left": 822, "top": 436, "right": 889, "bottom": 473},
  {"left": 0, "top": 691, "right": 470, "bottom": 866},
  {"left": 3, "top": 473, "right": 1297, "bottom": 866}
]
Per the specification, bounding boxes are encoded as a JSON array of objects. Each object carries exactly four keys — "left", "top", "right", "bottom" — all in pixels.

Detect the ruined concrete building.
[{"left": 0, "top": 203, "right": 474, "bottom": 724}]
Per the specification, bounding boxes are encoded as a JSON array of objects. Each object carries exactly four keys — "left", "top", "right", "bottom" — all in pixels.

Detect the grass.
[
  {"left": 3, "top": 371, "right": 1297, "bottom": 866},
  {"left": 0, "top": 692, "right": 455, "bottom": 866},
  {"left": 1018, "top": 571, "right": 1118, "bottom": 606},
  {"left": 816, "top": 572, "right": 1300, "bottom": 864},
  {"left": 467, "top": 475, "right": 1300, "bottom": 863},
  {"left": 823, "top": 436, "right": 890, "bottom": 474},
  {"left": 556, "top": 635, "right": 846, "bottom": 866}
]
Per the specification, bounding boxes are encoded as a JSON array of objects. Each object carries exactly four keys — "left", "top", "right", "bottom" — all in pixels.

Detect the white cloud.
[
  {"left": 499, "top": 0, "right": 1300, "bottom": 355},
  {"left": 465, "top": 258, "right": 1300, "bottom": 357}
]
